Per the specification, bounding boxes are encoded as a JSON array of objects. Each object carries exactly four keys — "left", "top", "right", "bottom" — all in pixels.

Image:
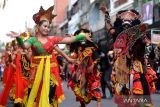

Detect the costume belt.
[
  {"left": 27, "top": 55, "right": 51, "bottom": 107},
  {"left": 31, "top": 55, "right": 57, "bottom": 68},
  {"left": 33, "top": 55, "right": 52, "bottom": 59}
]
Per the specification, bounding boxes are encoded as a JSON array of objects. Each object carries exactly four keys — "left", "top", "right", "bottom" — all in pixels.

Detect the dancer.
[
  {"left": 100, "top": 6, "right": 157, "bottom": 107},
  {"left": 0, "top": 42, "right": 15, "bottom": 107},
  {"left": 1, "top": 42, "right": 12, "bottom": 86},
  {"left": 7, "top": 5, "right": 92, "bottom": 107},
  {"left": 0, "top": 39, "right": 28, "bottom": 107},
  {"left": 68, "top": 29, "right": 102, "bottom": 107}
]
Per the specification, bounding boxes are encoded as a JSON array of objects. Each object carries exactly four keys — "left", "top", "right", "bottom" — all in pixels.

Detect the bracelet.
[
  {"left": 75, "top": 33, "right": 85, "bottom": 41},
  {"left": 16, "top": 36, "right": 24, "bottom": 47},
  {"left": 105, "top": 14, "right": 111, "bottom": 23},
  {"left": 108, "top": 27, "right": 114, "bottom": 33}
]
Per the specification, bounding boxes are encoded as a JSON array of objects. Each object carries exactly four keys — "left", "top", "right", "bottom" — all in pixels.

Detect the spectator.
[
  {"left": 153, "top": 43, "right": 160, "bottom": 93},
  {"left": 98, "top": 44, "right": 113, "bottom": 99}
]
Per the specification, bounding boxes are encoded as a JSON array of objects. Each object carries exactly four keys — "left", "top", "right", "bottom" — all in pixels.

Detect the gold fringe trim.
[
  {"left": 133, "top": 88, "right": 143, "bottom": 94},
  {"left": 53, "top": 95, "right": 65, "bottom": 107},
  {"left": 50, "top": 74, "right": 58, "bottom": 86},
  {"left": 57, "top": 95, "right": 65, "bottom": 104},
  {"left": 0, "top": 105, "right": 5, "bottom": 107},
  {"left": 14, "top": 98, "right": 23, "bottom": 103},
  {"left": 73, "top": 85, "right": 90, "bottom": 102},
  {"left": 23, "top": 87, "right": 28, "bottom": 106},
  {"left": 115, "top": 84, "right": 120, "bottom": 95}
]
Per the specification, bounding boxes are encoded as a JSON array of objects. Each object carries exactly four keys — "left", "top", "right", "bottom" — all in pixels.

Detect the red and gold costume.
[
  {"left": 69, "top": 47, "right": 101, "bottom": 104},
  {"left": 0, "top": 41, "right": 25, "bottom": 106},
  {"left": 0, "top": 38, "right": 31, "bottom": 106},
  {"left": 25, "top": 36, "right": 65, "bottom": 107},
  {"left": 0, "top": 42, "right": 14, "bottom": 106},
  {"left": 68, "top": 30, "right": 101, "bottom": 106},
  {"left": 102, "top": 9, "right": 157, "bottom": 107},
  {"left": 2, "top": 43, "right": 12, "bottom": 85}
]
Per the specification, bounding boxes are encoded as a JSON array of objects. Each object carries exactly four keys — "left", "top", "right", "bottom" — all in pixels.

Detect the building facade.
[
  {"left": 53, "top": 0, "right": 69, "bottom": 35},
  {"left": 58, "top": 0, "right": 160, "bottom": 45}
]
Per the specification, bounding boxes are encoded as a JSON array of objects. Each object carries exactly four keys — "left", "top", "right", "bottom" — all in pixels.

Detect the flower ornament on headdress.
[{"left": 33, "top": 6, "right": 56, "bottom": 24}]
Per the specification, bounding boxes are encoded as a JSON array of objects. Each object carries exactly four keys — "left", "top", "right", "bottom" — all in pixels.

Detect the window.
[{"left": 114, "top": 0, "right": 128, "bottom": 8}]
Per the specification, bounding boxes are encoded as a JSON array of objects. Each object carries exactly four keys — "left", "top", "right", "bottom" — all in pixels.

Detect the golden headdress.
[{"left": 33, "top": 6, "right": 56, "bottom": 24}]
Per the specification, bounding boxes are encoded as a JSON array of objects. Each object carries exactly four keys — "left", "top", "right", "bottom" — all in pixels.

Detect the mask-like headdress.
[
  {"left": 114, "top": 24, "right": 147, "bottom": 56},
  {"left": 117, "top": 10, "right": 141, "bottom": 20},
  {"left": 116, "top": 9, "right": 141, "bottom": 28},
  {"left": 33, "top": 6, "right": 56, "bottom": 24}
]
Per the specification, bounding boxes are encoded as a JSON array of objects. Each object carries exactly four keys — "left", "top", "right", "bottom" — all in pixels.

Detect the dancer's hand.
[
  {"left": 84, "top": 33, "right": 93, "bottom": 42},
  {"left": 68, "top": 58, "right": 79, "bottom": 64},
  {"left": 6, "top": 31, "right": 20, "bottom": 38},
  {"left": 68, "top": 58, "right": 76, "bottom": 63},
  {"left": 99, "top": 5, "right": 108, "bottom": 14}
]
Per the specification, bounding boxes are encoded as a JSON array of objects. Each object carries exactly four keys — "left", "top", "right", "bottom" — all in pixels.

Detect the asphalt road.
[
  {"left": 59, "top": 81, "right": 160, "bottom": 107},
  {"left": 0, "top": 81, "right": 160, "bottom": 107}
]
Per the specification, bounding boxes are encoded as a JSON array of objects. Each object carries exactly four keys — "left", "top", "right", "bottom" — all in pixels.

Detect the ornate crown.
[
  {"left": 117, "top": 10, "right": 141, "bottom": 20},
  {"left": 33, "top": 6, "right": 56, "bottom": 24}
]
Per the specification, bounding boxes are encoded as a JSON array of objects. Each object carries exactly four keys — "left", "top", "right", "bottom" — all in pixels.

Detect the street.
[
  {"left": 0, "top": 81, "right": 160, "bottom": 107},
  {"left": 59, "top": 81, "right": 160, "bottom": 107}
]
